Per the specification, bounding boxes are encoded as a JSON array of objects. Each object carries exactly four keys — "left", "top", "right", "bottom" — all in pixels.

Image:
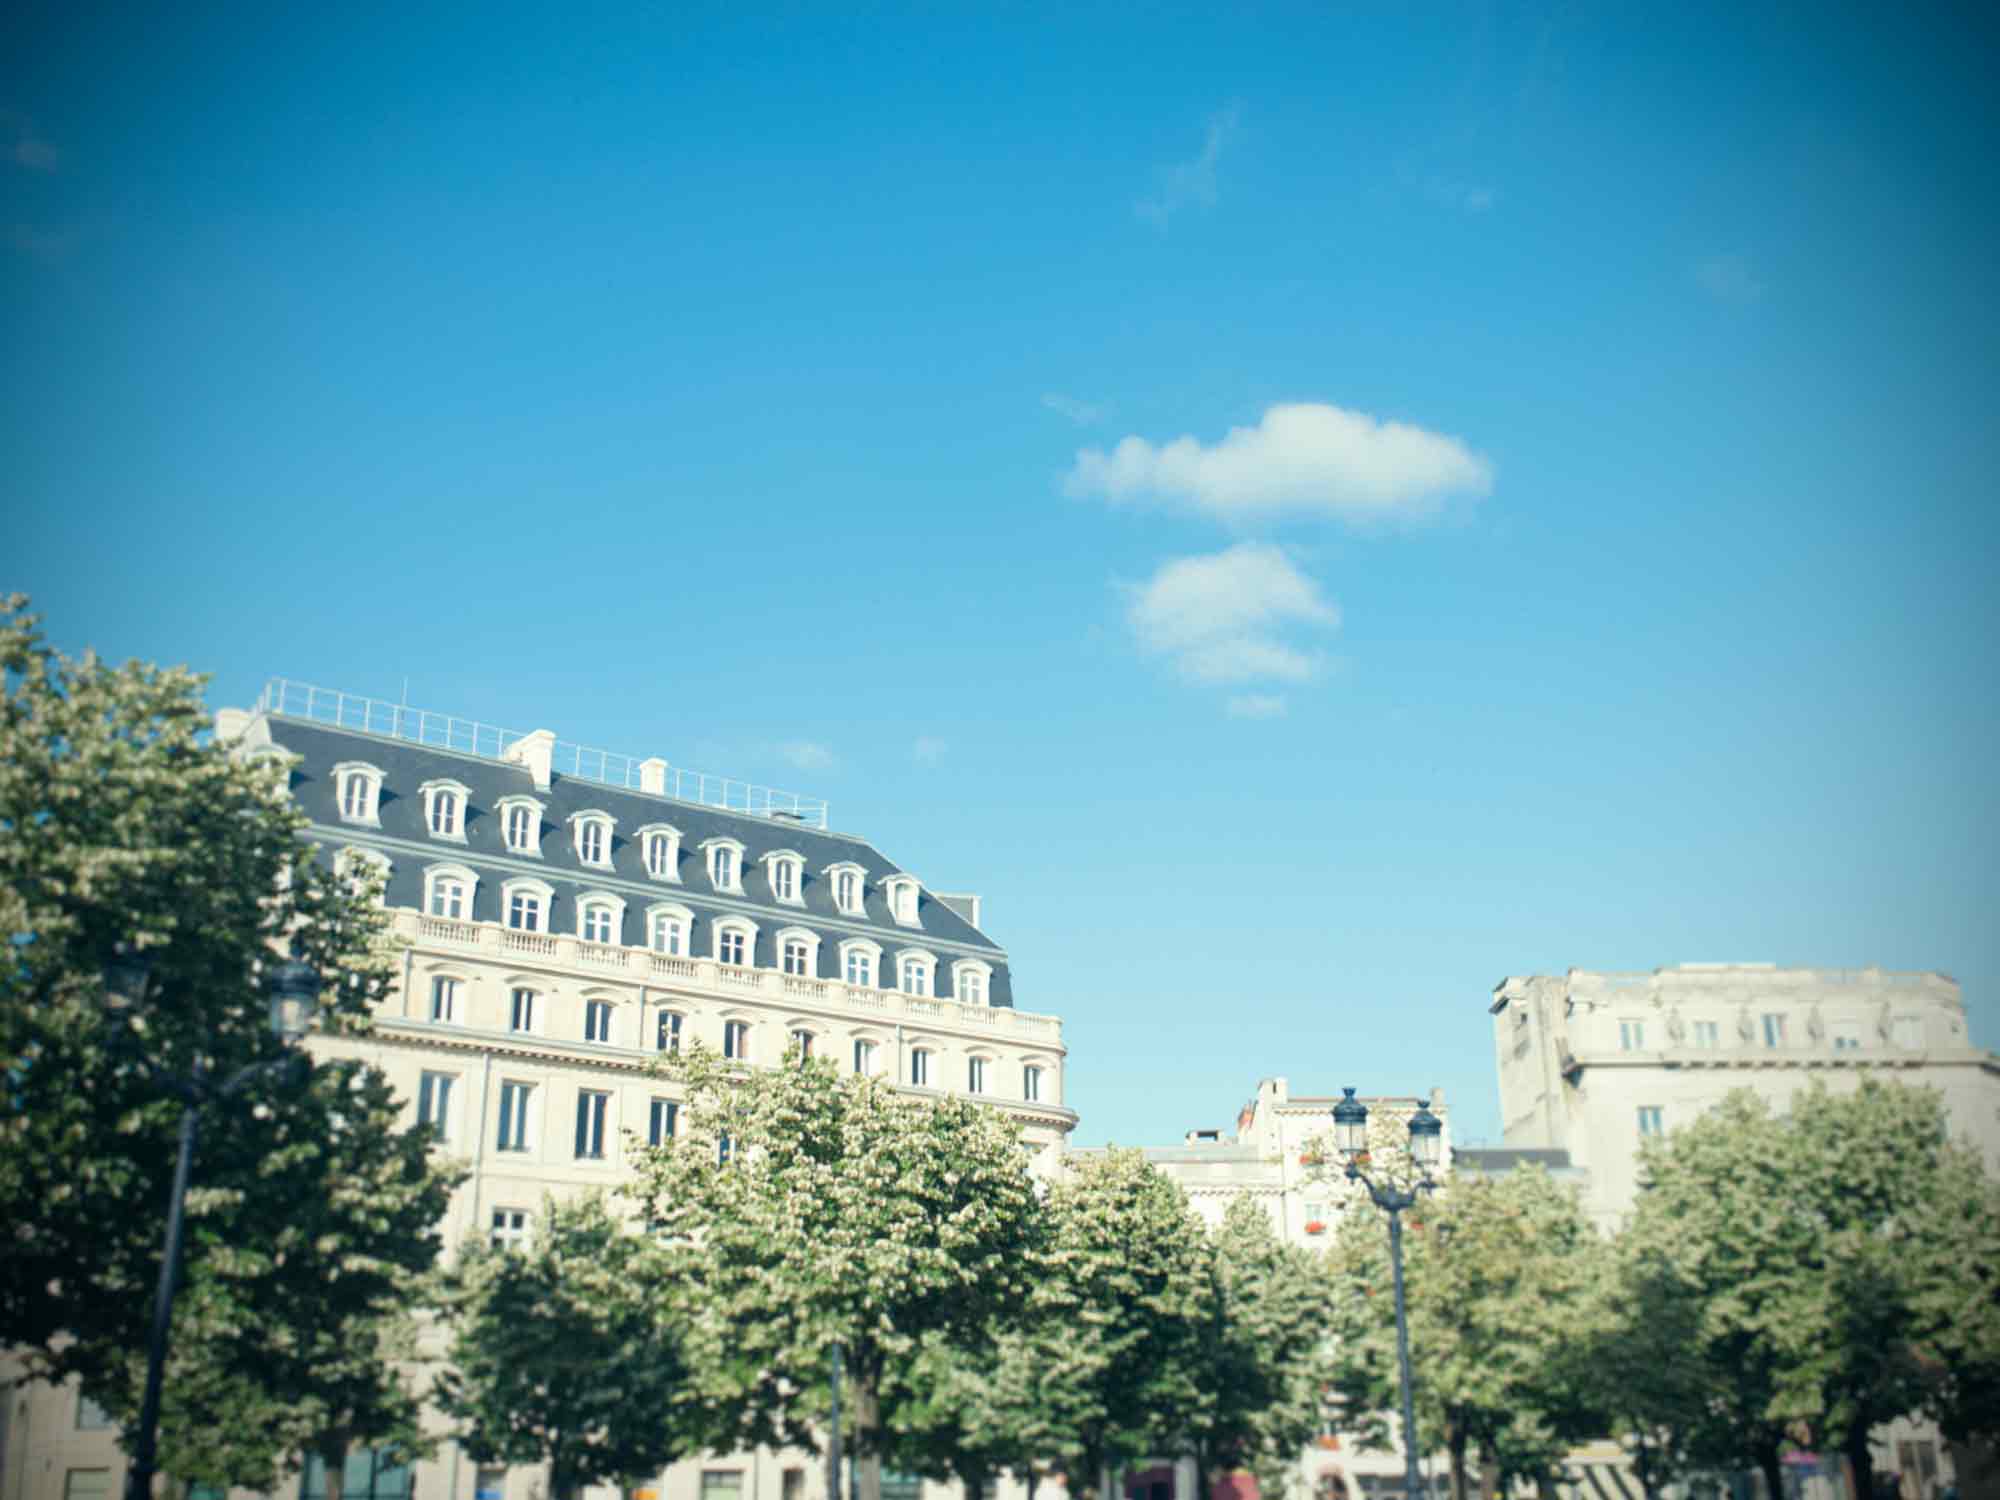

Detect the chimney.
[
  {"left": 638, "top": 757, "right": 669, "bottom": 796},
  {"left": 503, "top": 729, "right": 557, "bottom": 791}
]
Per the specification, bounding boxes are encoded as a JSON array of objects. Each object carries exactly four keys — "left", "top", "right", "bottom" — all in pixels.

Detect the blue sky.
[{"left": 8, "top": 3, "right": 1996, "bottom": 1146}]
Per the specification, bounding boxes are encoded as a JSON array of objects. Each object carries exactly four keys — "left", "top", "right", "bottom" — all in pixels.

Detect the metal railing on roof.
[{"left": 254, "top": 677, "right": 830, "bottom": 829}]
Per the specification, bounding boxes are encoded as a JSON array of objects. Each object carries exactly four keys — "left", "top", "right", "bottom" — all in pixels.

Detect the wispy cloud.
[
  {"left": 1041, "top": 393, "right": 1104, "bottom": 427},
  {"left": 912, "top": 736, "right": 948, "bottom": 765},
  {"left": 1226, "top": 694, "right": 1289, "bottom": 719},
  {"left": 1136, "top": 105, "right": 1241, "bottom": 229},
  {"left": 1695, "top": 253, "right": 1764, "bottom": 305},
  {"left": 1425, "top": 175, "right": 1499, "bottom": 214},
  {"left": 777, "top": 741, "right": 836, "bottom": 773},
  {"left": 1067, "top": 401, "right": 1493, "bottom": 524},
  {"left": 1123, "top": 543, "right": 1339, "bottom": 686}
]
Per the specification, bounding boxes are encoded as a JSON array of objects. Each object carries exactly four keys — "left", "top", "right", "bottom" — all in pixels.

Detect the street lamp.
[
  {"left": 105, "top": 948, "right": 321, "bottom": 1500},
  {"left": 1331, "top": 1087, "right": 1443, "bottom": 1500}
]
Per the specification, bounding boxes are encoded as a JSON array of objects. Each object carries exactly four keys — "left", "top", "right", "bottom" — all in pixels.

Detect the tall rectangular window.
[
  {"left": 497, "top": 1081, "right": 533, "bottom": 1152},
  {"left": 958, "top": 970, "right": 985, "bottom": 1005},
  {"left": 1618, "top": 1019, "right": 1645, "bottom": 1051},
  {"left": 417, "top": 1071, "right": 455, "bottom": 1141},
  {"left": 967, "top": 1057, "right": 986, "bottom": 1094},
  {"left": 430, "top": 792, "right": 459, "bottom": 836},
  {"left": 783, "top": 939, "right": 810, "bottom": 976},
  {"left": 579, "top": 822, "right": 606, "bottom": 864},
  {"left": 510, "top": 988, "right": 538, "bottom": 1033},
  {"left": 575, "top": 1090, "right": 609, "bottom": 1159},
  {"left": 583, "top": 905, "right": 614, "bottom": 944},
  {"left": 649, "top": 1098, "right": 679, "bottom": 1146},
  {"left": 651, "top": 914, "right": 684, "bottom": 955},
  {"left": 584, "top": 1000, "right": 613, "bottom": 1044},
  {"left": 657, "top": 1010, "right": 683, "bottom": 1053},
  {"left": 1692, "top": 1020, "right": 1720, "bottom": 1048},
  {"left": 1762, "top": 1013, "right": 1787, "bottom": 1048},
  {"left": 1022, "top": 1065, "right": 1042, "bottom": 1102},
  {"left": 1637, "top": 1106, "right": 1664, "bottom": 1138},
  {"left": 716, "top": 1133, "right": 733, "bottom": 1166},
  {"left": 836, "top": 871, "right": 857, "bottom": 911},
  {"left": 430, "top": 977, "right": 459, "bottom": 1023},
  {"left": 909, "top": 1049, "right": 931, "bottom": 1087},
  {"left": 853, "top": 1039, "right": 877, "bottom": 1075},
  {"left": 902, "top": 961, "right": 929, "bottom": 997},
  {"left": 506, "top": 805, "right": 534, "bottom": 851},
  {"left": 845, "top": 950, "right": 873, "bottom": 988},
  {"left": 723, "top": 1020, "right": 750, "bottom": 1060},
  {"left": 772, "top": 862, "right": 796, "bottom": 901}
]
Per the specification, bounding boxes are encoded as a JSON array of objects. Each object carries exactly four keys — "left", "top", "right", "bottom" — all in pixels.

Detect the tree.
[
  {"left": 1015, "top": 1149, "right": 1215, "bottom": 1500},
  {"left": 435, "top": 1193, "right": 692, "bottom": 1500},
  {"left": 0, "top": 595, "right": 459, "bottom": 1487},
  {"left": 1185, "top": 1196, "right": 1342, "bottom": 1500},
  {"left": 626, "top": 1043, "right": 1043, "bottom": 1500},
  {"left": 1326, "top": 1164, "right": 1606, "bottom": 1500}
]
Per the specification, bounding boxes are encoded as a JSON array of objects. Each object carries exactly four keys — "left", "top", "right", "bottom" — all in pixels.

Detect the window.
[
  {"left": 1023, "top": 1065, "right": 1043, "bottom": 1102},
  {"left": 490, "top": 1207, "right": 530, "bottom": 1250},
  {"left": 1637, "top": 1106, "right": 1664, "bottom": 1138},
  {"left": 657, "top": 1010, "right": 683, "bottom": 1053},
  {"left": 967, "top": 1056, "right": 987, "bottom": 1094},
  {"left": 426, "top": 868, "right": 471, "bottom": 920},
  {"left": 429, "top": 977, "right": 460, "bottom": 1023},
  {"left": 828, "top": 862, "right": 865, "bottom": 915},
  {"left": 1762, "top": 1012, "right": 1788, "bottom": 1048},
  {"left": 419, "top": 779, "right": 471, "bottom": 841},
  {"left": 783, "top": 939, "right": 810, "bottom": 975},
  {"left": 718, "top": 927, "right": 748, "bottom": 967},
  {"left": 575, "top": 1090, "right": 609, "bottom": 1158},
  {"left": 75, "top": 1395, "right": 113, "bottom": 1431},
  {"left": 1833, "top": 1020, "right": 1864, "bottom": 1050},
  {"left": 582, "top": 903, "right": 616, "bottom": 944},
  {"left": 704, "top": 839, "right": 745, "bottom": 892},
  {"left": 765, "top": 851, "right": 804, "bottom": 904},
  {"left": 789, "top": 1028, "right": 813, "bottom": 1061},
  {"left": 842, "top": 942, "right": 878, "bottom": 989},
  {"left": 417, "top": 1071, "right": 455, "bottom": 1141},
  {"left": 649, "top": 907, "right": 688, "bottom": 955},
  {"left": 584, "top": 1000, "right": 614, "bottom": 1044},
  {"left": 716, "top": 1134, "right": 734, "bottom": 1166},
  {"left": 1619, "top": 1019, "right": 1646, "bottom": 1051},
  {"left": 1892, "top": 1015, "right": 1924, "bottom": 1049},
  {"left": 572, "top": 812, "right": 615, "bottom": 867},
  {"left": 909, "top": 1048, "right": 931, "bottom": 1087},
  {"left": 504, "top": 883, "right": 549, "bottom": 932},
  {"left": 956, "top": 963, "right": 989, "bottom": 1006},
  {"left": 497, "top": 796, "right": 544, "bottom": 855},
  {"left": 702, "top": 1473, "right": 744, "bottom": 1500},
  {"left": 885, "top": 875, "right": 920, "bottom": 925},
  {"left": 301, "top": 1450, "right": 414, "bottom": 1500},
  {"left": 649, "top": 1098, "right": 679, "bottom": 1145},
  {"left": 853, "top": 1039, "right": 877, "bottom": 1075},
  {"left": 1693, "top": 1019, "right": 1720, "bottom": 1048},
  {"left": 783, "top": 1471, "right": 806, "bottom": 1500},
  {"left": 62, "top": 1473, "right": 113, "bottom": 1500},
  {"left": 497, "top": 1081, "right": 533, "bottom": 1151},
  {"left": 899, "top": 950, "right": 936, "bottom": 997},
  {"left": 638, "top": 824, "right": 682, "bottom": 881},
  {"left": 723, "top": 1020, "right": 751, "bottom": 1060},
  {"left": 509, "top": 987, "right": 538, "bottom": 1033},
  {"left": 332, "top": 762, "right": 384, "bottom": 825}
]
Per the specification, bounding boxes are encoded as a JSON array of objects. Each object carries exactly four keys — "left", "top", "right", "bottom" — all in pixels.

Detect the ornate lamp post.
[
  {"left": 1331, "top": 1087, "right": 1443, "bottom": 1500},
  {"left": 104, "top": 949, "right": 322, "bottom": 1500}
]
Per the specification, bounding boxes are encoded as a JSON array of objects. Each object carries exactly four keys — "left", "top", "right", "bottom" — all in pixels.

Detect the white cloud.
[
  {"left": 1124, "top": 543, "right": 1339, "bottom": 686},
  {"left": 1137, "top": 105, "right": 1241, "bottom": 229},
  {"left": 1695, "top": 253, "right": 1764, "bottom": 304},
  {"left": 1041, "top": 392, "right": 1103, "bottom": 427},
  {"left": 912, "top": 736, "right": 948, "bottom": 765},
  {"left": 1226, "top": 694, "right": 1289, "bottom": 719},
  {"left": 1067, "top": 401, "right": 1493, "bottom": 523},
  {"left": 1424, "top": 175, "right": 1498, "bottom": 214},
  {"left": 777, "top": 741, "right": 836, "bottom": 772}
]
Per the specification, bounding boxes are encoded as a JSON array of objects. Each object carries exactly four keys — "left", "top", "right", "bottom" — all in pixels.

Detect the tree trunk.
[
  {"left": 1758, "top": 1447, "right": 1786, "bottom": 1500},
  {"left": 1844, "top": 1423, "right": 1876, "bottom": 1500},
  {"left": 319, "top": 1440, "right": 350, "bottom": 1500},
  {"left": 848, "top": 1379, "right": 883, "bottom": 1500},
  {"left": 1447, "top": 1421, "right": 1470, "bottom": 1500},
  {"left": 1478, "top": 1446, "right": 1499, "bottom": 1500}
]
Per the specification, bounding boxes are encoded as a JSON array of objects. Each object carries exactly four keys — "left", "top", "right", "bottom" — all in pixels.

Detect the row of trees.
[{"left": 1322, "top": 1081, "right": 2000, "bottom": 1500}]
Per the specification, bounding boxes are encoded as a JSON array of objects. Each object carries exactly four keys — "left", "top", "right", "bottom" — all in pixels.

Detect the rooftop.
[{"left": 256, "top": 676, "right": 830, "bottom": 830}]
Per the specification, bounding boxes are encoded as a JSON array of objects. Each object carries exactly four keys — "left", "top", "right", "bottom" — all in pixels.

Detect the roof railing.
[{"left": 254, "top": 677, "right": 829, "bottom": 829}]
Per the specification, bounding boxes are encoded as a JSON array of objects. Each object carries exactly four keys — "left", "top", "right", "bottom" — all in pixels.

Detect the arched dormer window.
[
  {"left": 501, "top": 876, "right": 555, "bottom": 933},
  {"left": 496, "top": 796, "right": 545, "bottom": 856},
  {"left": 575, "top": 890, "right": 627, "bottom": 946},
  {"left": 423, "top": 862, "right": 479, "bottom": 922},
  {"left": 645, "top": 901, "right": 693, "bottom": 957},
  {"left": 571, "top": 811, "right": 616, "bottom": 869},
  {"left": 703, "top": 837, "right": 746, "bottom": 894},
  {"left": 418, "top": 779, "right": 472, "bottom": 842},
  {"left": 838, "top": 938, "right": 882, "bottom": 991},
  {"left": 883, "top": 875, "right": 921, "bottom": 927},
  {"left": 825, "top": 861, "right": 866, "bottom": 917},
  {"left": 775, "top": 926, "right": 821, "bottom": 978},
  {"left": 713, "top": 915, "right": 759, "bottom": 969},
  {"left": 953, "top": 959, "right": 992, "bottom": 1007},
  {"left": 898, "top": 948, "right": 938, "bottom": 998},
  {"left": 332, "top": 762, "right": 385, "bottom": 827},
  {"left": 764, "top": 850, "right": 806, "bottom": 906},
  {"left": 636, "top": 823, "right": 682, "bottom": 882},
  {"left": 336, "top": 846, "right": 393, "bottom": 901}
]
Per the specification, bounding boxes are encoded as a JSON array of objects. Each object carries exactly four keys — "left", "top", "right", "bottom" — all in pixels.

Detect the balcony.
[{"left": 387, "top": 909, "right": 1061, "bottom": 1042}]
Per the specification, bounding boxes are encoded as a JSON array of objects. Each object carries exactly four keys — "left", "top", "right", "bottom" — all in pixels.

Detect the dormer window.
[
  {"left": 713, "top": 917, "right": 758, "bottom": 968},
  {"left": 765, "top": 851, "right": 805, "bottom": 905},
  {"left": 647, "top": 903, "right": 692, "bottom": 956},
  {"left": 884, "top": 875, "right": 921, "bottom": 927},
  {"left": 954, "top": 960, "right": 991, "bottom": 1007},
  {"left": 776, "top": 927, "right": 820, "bottom": 978},
  {"left": 423, "top": 863, "right": 479, "bottom": 921},
  {"left": 502, "top": 877, "right": 554, "bottom": 933},
  {"left": 419, "top": 779, "right": 472, "bottom": 842},
  {"left": 839, "top": 939, "right": 881, "bottom": 990},
  {"left": 577, "top": 893, "right": 625, "bottom": 946},
  {"left": 637, "top": 824, "right": 682, "bottom": 882},
  {"left": 332, "top": 762, "right": 385, "bottom": 827},
  {"left": 826, "top": 862, "right": 866, "bottom": 917},
  {"left": 703, "top": 838, "right": 746, "bottom": 894},
  {"left": 496, "top": 797, "right": 544, "bottom": 856},
  {"left": 571, "top": 811, "right": 616, "bottom": 869},
  {"left": 898, "top": 949, "right": 937, "bottom": 998}
]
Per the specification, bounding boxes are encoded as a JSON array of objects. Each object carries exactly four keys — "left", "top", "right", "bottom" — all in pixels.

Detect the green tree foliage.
[
  {"left": 1326, "top": 1164, "right": 1606, "bottom": 1500},
  {"left": 1186, "top": 1196, "right": 1342, "bottom": 1500},
  {"left": 434, "top": 1194, "right": 691, "bottom": 1500},
  {"left": 0, "top": 596, "right": 460, "bottom": 1485},
  {"left": 1621, "top": 1081, "right": 2000, "bottom": 1500},
  {"left": 626, "top": 1043, "right": 1042, "bottom": 1499}
]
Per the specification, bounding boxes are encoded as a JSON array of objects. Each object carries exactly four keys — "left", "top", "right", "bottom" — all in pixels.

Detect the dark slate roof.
[{"left": 268, "top": 716, "right": 1015, "bottom": 1007}]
